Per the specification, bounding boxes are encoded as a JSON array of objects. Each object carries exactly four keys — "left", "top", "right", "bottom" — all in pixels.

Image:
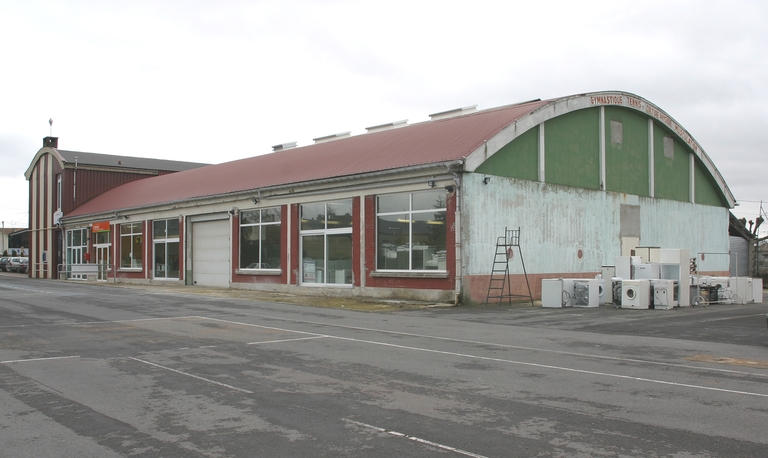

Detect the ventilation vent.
[
  {"left": 272, "top": 142, "right": 298, "bottom": 152},
  {"left": 365, "top": 119, "right": 408, "bottom": 134},
  {"left": 313, "top": 132, "right": 351, "bottom": 144},
  {"left": 429, "top": 105, "right": 477, "bottom": 121}
]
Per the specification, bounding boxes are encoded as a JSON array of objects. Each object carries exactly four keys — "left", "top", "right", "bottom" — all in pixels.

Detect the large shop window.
[
  {"left": 239, "top": 207, "right": 281, "bottom": 270},
  {"left": 377, "top": 190, "right": 447, "bottom": 271},
  {"left": 300, "top": 200, "right": 353, "bottom": 285},
  {"left": 120, "top": 222, "right": 143, "bottom": 269},
  {"left": 153, "top": 219, "right": 179, "bottom": 279}
]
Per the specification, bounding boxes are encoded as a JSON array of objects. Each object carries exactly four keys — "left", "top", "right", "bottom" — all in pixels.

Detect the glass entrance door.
[{"left": 95, "top": 245, "right": 110, "bottom": 281}]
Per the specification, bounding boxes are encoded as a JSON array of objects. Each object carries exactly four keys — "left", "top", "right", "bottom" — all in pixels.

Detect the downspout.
[{"left": 450, "top": 162, "right": 464, "bottom": 305}]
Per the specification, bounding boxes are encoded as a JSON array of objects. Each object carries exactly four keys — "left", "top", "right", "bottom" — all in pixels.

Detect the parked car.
[
  {"left": 17, "top": 257, "right": 29, "bottom": 274},
  {"left": 0, "top": 256, "right": 8, "bottom": 272},
  {"left": 7, "top": 257, "right": 22, "bottom": 273}
]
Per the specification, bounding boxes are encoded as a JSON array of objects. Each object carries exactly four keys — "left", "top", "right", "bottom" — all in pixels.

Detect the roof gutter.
[{"left": 61, "top": 160, "right": 466, "bottom": 223}]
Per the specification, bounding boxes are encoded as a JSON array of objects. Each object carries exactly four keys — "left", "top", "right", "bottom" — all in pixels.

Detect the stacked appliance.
[
  {"left": 651, "top": 279, "right": 678, "bottom": 310},
  {"left": 572, "top": 279, "right": 599, "bottom": 307},
  {"left": 621, "top": 279, "right": 651, "bottom": 309}
]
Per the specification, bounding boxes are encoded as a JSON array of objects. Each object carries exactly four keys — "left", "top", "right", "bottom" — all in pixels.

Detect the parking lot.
[{"left": 1, "top": 273, "right": 767, "bottom": 457}]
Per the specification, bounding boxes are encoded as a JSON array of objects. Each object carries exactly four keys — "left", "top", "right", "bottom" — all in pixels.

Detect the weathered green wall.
[
  {"left": 544, "top": 108, "right": 601, "bottom": 190},
  {"left": 474, "top": 105, "right": 728, "bottom": 208},
  {"left": 604, "top": 107, "right": 649, "bottom": 196},
  {"left": 653, "top": 124, "right": 690, "bottom": 202},
  {"left": 475, "top": 126, "right": 538, "bottom": 181},
  {"left": 694, "top": 158, "right": 728, "bottom": 207}
]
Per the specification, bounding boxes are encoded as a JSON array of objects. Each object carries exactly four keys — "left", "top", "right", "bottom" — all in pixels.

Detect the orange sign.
[{"left": 92, "top": 221, "right": 111, "bottom": 232}]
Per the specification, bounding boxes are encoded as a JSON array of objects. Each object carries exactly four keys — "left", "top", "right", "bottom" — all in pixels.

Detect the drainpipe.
[{"left": 449, "top": 164, "right": 463, "bottom": 305}]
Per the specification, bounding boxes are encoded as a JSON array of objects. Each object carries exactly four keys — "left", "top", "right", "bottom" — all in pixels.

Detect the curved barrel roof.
[{"left": 65, "top": 91, "right": 735, "bottom": 219}]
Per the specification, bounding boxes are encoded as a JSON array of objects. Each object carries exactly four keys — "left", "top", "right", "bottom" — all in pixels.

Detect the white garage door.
[{"left": 192, "top": 219, "right": 230, "bottom": 287}]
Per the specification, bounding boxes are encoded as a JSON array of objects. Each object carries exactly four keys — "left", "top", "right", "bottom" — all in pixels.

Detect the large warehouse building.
[{"left": 25, "top": 91, "right": 735, "bottom": 304}]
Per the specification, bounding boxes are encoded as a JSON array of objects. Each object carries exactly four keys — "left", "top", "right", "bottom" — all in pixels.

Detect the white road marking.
[
  {"left": 237, "top": 312, "right": 768, "bottom": 378},
  {"left": 247, "top": 336, "right": 328, "bottom": 345},
  {"left": 127, "top": 357, "right": 253, "bottom": 394},
  {"left": 195, "top": 315, "right": 768, "bottom": 398},
  {"left": 345, "top": 418, "right": 489, "bottom": 458},
  {"left": 327, "top": 335, "right": 768, "bottom": 398},
  {"left": 0, "top": 284, "right": 53, "bottom": 294},
  {"left": 1, "top": 355, "right": 80, "bottom": 364}
]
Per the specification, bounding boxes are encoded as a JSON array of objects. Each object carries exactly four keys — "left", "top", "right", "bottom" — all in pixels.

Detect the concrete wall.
[{"left": 461, "top": 173, "right": 729, "bottom": 304}]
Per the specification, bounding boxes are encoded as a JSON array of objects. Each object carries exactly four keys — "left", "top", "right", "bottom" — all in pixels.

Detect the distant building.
[
  {"left": 26, "top": 91, "right": 736, "bottom": 304},
  {"left": 1, "top": 226, "right": 26, "bottom": 256},
  {"left": 24, "top": 136, "right": 208, "bottom": 278}
]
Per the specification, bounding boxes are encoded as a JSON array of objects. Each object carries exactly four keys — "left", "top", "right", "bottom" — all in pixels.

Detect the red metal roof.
[{"left": 67, "top": 99, "right": 551, "bottom": 218}]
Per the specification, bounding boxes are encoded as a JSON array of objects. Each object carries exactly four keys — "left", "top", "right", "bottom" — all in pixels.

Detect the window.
[
  {"left": 56, "top": 174, "right": 62, "bottom": 211},
  {"left": 377, "top": 190, "right": 447, "bottom": 271},
  {"left": 239, "top": 208, "right": 281, "bottom": 270},
  {"left": 300, "top": 200, "right": 352, "bottom": 285},
  {"left": 153, "top": 219, "right": 179, "bottom": 279},
  {"left": 66, "top": 228, "right": 89, "bottom": 265},
  {"left": 120, "top": 222, "right": 143, "bottom": 269},
  {"left": 66, "top": 227, "right": 89, "bottom": 279}
]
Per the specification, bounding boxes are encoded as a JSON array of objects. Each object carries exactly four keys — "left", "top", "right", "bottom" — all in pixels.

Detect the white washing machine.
[
  {"left": 542, "top": 279, "right": 570, "bottom": 308},
  {"left": 652, "top": 279, "right": 678, "bottom": 309},
  {"left": 611, "top": 278, "right": 623, "bottom": 305},
  {"left": 572, "top": 279, "right": 599, "bottom": 307},
  {"left": 621, "top": 279, "right": 650, "bottom": 309},
  {"left": 597, "top": 278, "right": 609, "bottom": 305},
  {"left": 729, "top": 277, "right": 753, "bottom": 304},
  {"left": 753, "top": 278, "right": 763, "bottom": 304}
]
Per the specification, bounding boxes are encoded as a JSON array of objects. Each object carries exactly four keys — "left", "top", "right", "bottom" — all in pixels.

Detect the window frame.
[
  {"left": 119, "top": 222, "right": 143, "bottom": 270},
  {"left": 376, "top": 190, "right": 448, "bottom": 272},
  {"left": 299, "top": 200, "right": 353, "bottom": 286},
  {"left": 152, "top": 219, "right": 180, "bottom": 280},
  {"left": 238, "top": 207, "right": 282, "bottom": 271}
]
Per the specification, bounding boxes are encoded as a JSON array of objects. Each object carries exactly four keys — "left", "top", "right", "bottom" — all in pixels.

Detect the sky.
[{"left": 1, "top": 0, "right": 767, "bottom": 236}]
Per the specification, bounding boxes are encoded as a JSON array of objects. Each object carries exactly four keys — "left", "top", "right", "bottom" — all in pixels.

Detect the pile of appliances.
[{"left": 540, "top": 247, "right": 763, "bottom": 309}]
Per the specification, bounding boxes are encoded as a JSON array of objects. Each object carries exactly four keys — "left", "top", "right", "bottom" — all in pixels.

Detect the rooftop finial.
[{"left": 49, "top": 118, "right": 53, "bottom": 136}]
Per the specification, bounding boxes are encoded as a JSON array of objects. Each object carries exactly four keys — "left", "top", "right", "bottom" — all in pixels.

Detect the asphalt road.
[{"left": 1, "top": 273, "right": 767, "bottom": 457}]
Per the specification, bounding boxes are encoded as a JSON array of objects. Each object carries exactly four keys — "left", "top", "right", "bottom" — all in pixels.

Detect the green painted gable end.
[
  {"left": 475, "top": 126, "right": 538, "bottom": 181},
  {"left": 471, "top": 103, "right": 730, "bottom": 209},
  {"left": 544, "top": 108, "right": 601, "bottom": 190}
]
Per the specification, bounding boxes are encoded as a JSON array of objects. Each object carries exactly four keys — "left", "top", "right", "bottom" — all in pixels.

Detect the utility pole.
[{"left": 2, "top": 221, "right": 4, "bottom": 255}]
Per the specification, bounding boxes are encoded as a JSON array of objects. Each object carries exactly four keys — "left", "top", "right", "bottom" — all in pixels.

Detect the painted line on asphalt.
[
  {"left": 247, "top": 336, "right": 328, "bottom": 345},
  {"left": 327, "top": 334, "right": 768, "bottom": 398},
  {"left": 195, "top": 316, "right": 326, "bottom": 337},
  {"left": 701, "top": 313, "right": 767, "bottom": 322},
  {"left": 128, "top": 357, "right": 253, "bottom": 394},
  {"left": 0, "top": 316, "right": 201, "bottom": 329},
  {"left": 345, "top": 419, "right": 489, "bottom": 458},
  {"left": 237, "top": 312, "right": 768, "bottom": 378},
  {"left": 1, "top": 355, "right": 80, "bottom": 364},
  {"left": 196, "top": 315, "right": 768, "bottom": 398},
  {"left": 0, "top": 284, "right": 53, "bottom": 294}
]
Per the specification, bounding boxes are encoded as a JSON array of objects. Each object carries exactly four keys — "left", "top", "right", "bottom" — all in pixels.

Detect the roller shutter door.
[
  {"left": 729, "top": 236, "right": 749, "bottom": 277},
  {"left": 192, "top": 219, "right": 230, "bottom": 287}
]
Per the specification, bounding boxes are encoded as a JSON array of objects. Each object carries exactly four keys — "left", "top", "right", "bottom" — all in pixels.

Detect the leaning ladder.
[{"left": 485, "top": 227, "right": 534, "bottom": 307}]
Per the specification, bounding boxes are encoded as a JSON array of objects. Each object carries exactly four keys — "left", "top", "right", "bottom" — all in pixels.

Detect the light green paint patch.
[
  {"left": 544, "top": 108, "right": 600, "bottom": 190},
  {"left": 604, "top": 107, "right": 649, "bottom": 196},
  {"left": 653, "top": 124, "right": 690, "bottom": 202},
  {"left": 475, "top": 126, "right": 538, "bottom": 181},
  {"left": 694, "top": 158, "right": 728, "bottom": 206}
]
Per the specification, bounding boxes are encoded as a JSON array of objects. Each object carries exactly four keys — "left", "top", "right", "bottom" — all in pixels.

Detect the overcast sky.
[{"left": 1, "top": 0, "right": 767, "bottom": 236}]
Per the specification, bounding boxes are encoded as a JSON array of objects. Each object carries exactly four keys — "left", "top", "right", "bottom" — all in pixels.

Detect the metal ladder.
[{"left": 485, "top": 227, "right": 534, "bottom": 307}]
